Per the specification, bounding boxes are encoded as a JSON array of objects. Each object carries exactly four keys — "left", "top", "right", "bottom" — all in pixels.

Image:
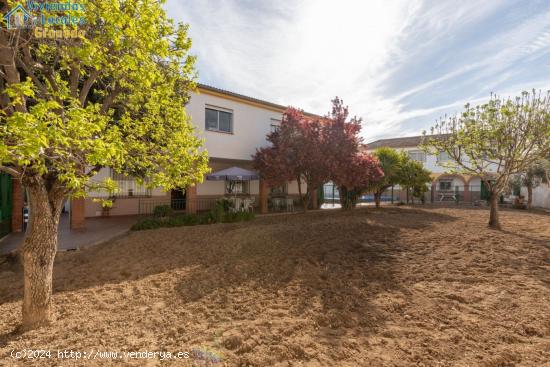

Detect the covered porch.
[{"left": 0, "top": 213, "right": 137, "bottom": 255}]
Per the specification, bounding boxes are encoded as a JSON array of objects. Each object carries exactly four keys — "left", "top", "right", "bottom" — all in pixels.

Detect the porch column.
[
  {"left": 186, "top": 185, "right": 197, "bottom": 214},
  {"left": 463, "top": 183, "right": 470, "bottom": 203},
  {"left": 311, "top": 188, "right": 318, "bottom": 209},
  {"left": 70, "top": 197, "right": 86, "bottom": 230},
  {"left": 259, "top": 179, "right": 268, "bottom": 214},
  {"left": 11, "top": 179, "right": 24, "bottom": 233}
]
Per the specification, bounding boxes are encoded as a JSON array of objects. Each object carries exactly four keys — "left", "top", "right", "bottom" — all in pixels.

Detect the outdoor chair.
[
  {"left": 285, "top": 198, "right": 294, "bottom": 211},
  {"left": 271, "top": 198, "right": 282, "bottom": 212},
  {"left": 228, "top": 197, "right": 242, "bottom": 213},
  {"left": 244, "top": 197, "right": 255, "bottom": 212}
]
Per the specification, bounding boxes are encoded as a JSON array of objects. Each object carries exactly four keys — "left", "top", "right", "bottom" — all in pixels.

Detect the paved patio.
[{"left": 0, "top": 214, "right": 139, "bottom": 255}]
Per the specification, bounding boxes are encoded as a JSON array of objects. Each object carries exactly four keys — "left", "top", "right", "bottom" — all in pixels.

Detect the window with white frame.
[
  {"left": 205, "top": 107, "right": 233, "bottom": 133},
  {"left": 408, "top": 150, "right": 426, "bottom": 163},
  {"left": 225, "top": 180, "right": 249, "bottom": 194}
]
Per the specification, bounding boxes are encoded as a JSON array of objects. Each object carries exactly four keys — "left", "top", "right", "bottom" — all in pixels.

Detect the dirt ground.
[{"left": 0, "top": 207, "right": 549, "bottom": 366}]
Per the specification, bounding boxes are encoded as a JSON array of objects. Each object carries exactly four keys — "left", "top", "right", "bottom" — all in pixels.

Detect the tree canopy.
[
  {"left": 324, "top": 98, "right": 383, "bottom": 209},
  {"left": 253, "top": 107, "right": 328, "bottom": 211},
  {"left": 0, "top": 0, "right": 209, "bottom": 330},
  {"left": 398, "top": 156, "right": 432, "bottom": 204},
  {"left": 423, "top": 90, "right": 550, "bottom": 228},
  {"left": 253, "top": 98, "right": 382, "bottom": 211},
  {"left": 370, "top": 147, "right": 405, "bottom": 207}
]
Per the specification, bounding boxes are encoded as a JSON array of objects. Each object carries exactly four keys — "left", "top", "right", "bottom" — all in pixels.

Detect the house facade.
[
  {"left": 66, "top": 84, "right": 310, "bottom": 229},
  {"left": 364, "top": 135, "right": 486, "bottom": 203},
  {"left": 6, "top": 84, "right": 314, "bottom": 234}
]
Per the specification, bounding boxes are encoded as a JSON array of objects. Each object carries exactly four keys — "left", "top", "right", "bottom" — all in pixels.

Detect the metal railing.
[{"left": 137, "top": 197, "right": 222, "bottom": 215}]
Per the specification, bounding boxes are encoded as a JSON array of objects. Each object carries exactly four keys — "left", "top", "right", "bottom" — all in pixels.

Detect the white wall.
[
  {"left": 366, "top": 146, "right": 497, "bottom": 175},
  {"left": 469, "top": 177, "right": 482, "bottom": 191},
  {"left": 82, "top": 89, "right": 306, "bottom": 216},
  {"left": 186, "top": 91, "right": 282, "bottom": 160},
  {"left": 521, "top": 183, "right": 550, "bottom": 209}
]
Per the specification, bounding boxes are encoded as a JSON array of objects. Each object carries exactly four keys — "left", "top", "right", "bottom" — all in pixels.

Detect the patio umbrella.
[{"left": 206, "top": 166, "right": 260, "bottom": 181}]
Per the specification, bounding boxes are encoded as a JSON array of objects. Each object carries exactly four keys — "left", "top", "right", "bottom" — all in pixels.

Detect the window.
[
  {"left": 438, "top": 180, "right": 452, "bottom": 191},
  {"left": 408, "top": 150, "right": 426, "bottom": 163},
  {"left": 270, "top": 118, "right": 281, "bottom": 133},
  {"left": 225, "top": 180, "right": 249, "bottom": 194},
  {"left": 437, "top": 151, "right": 450, "bottom": 162},
  {"left": 270, "top": 184, "right": 287, "bottom": 196},
  {"left": 205, "top": 107, "right": 233, "bottom": 133},
  {"left": 111, "top": 171, "right": 151, "bottom": 198}
]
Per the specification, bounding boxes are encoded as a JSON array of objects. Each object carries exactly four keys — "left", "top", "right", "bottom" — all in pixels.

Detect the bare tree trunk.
[
  {"left": 297, "top": 176, "right": 307, "bottom": 213},
  {"left": 488, "top": 192, "right": 501, "bottom": 230},
  {"left": 20, "top": 180, "right": 64, "bottom": 331},
  {"left": 374, "top": 191, "right": 381, "bottom": 208},
  {"left": 339, "top": 186, "right": 355, "bottom": 210},
  {"left": 526, "top": 184, "right": 533, "bottom": 210}
]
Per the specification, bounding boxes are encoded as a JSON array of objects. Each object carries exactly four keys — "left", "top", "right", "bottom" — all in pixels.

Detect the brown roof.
[
  {"left": 365, "top": 134, "right": 448, "bottom": 150},
  {"left": 197, "top": 83, "right": 320, "bottom": 117}
]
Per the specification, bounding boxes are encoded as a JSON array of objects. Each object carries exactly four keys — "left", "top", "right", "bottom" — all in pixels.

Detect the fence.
[
  {"left": 138, "top": 196, "right": 302, "bottom": 216},
  {"left": 320, "top": 184, "right": 493, "bottom": 207},
  {"left": 138, "top": 198, "right": 221, "bottom": 215},
  {"left": 378, "top": 185, "right": 488, "bottom": 205}
]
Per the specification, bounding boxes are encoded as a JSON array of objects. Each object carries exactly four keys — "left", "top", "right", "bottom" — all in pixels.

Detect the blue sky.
[{"left": 165, "top": 0, "right": 550, "bottom": 143}]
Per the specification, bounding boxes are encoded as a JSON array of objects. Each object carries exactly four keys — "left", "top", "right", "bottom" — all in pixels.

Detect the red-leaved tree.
[
  {"left": 333, "top": 152, "right": 384, "bottom": 209},
  {"left": 323, "top": 98, "right": 383, "bottom": 209},
  {"left": 253, "top": 108, "right": 328, "bottom": 211}
]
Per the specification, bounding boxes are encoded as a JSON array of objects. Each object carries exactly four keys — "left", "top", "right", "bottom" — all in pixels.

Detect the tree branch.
[
  {"left": 0, "top": 166, "right": 22, "bottom": 178},
  {"left": 100, "top": 84, "right": 121, "bottom": 114},
  {"left": 79, "top": 69, "right": 100, "bottom": 106}
]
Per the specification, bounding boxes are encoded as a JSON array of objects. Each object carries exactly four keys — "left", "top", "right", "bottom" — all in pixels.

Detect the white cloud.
[{"left": 165, "top": 0, "right": 550, "bottom": 142}]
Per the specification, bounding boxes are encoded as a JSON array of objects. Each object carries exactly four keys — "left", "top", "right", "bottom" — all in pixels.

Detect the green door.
[
  {"left": 0, "top": 173, "right": 12, "bottom": 237},
  {"left": 480, "top": 180, "right": 492, "bottom": 201}
]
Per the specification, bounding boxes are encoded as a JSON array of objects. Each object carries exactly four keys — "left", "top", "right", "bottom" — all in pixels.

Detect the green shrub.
[
  {"left": 131, "top": 218, "right": 163, "bottom": 231},
  {"left": 216, "top": 198, "right": 233, "bottom": 212},
  {"left": 165, "top": 215, "right": 185, "bottom": 227},
  {"left": 153, "top": 205, "right": 173, "bottom": 217},
  {"left": 131, "top": 208, "right": 255, "bottom": 231},
  {"left": 198, "top": 211, "right": 217, "bottom": 225},
  {"left": 222, "top": 211, "right": 255, "bottom": 223},
  {"left": 182, "top": 213, "right": 198, "bottom": 225}
]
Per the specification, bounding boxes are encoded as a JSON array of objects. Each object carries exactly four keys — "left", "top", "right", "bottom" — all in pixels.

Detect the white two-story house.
[{"left": 71, "top": 84, "right": 311, "bottom": 227}]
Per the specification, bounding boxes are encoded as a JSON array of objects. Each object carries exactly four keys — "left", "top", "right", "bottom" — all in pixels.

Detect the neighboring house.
[
  {"left": 521, "top": 183, "right": 550, "bottom": 209},
  {"left": 364, "top": 135, "right": 487, "bottom": 203}
]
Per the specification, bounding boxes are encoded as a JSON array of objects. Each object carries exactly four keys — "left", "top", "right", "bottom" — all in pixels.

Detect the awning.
[{"left": 206, "top": 166, "right": 260, "bottom": 181}]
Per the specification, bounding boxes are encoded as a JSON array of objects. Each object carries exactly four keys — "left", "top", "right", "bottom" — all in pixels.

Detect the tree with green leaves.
[
  {"left": 423, "top": 91, "right": 550, "bottom": 229},
  {"left": 370, "top": 147, "right": 404, "bottom": 208},
  {"left": 0, "top": 0, "right": 209, "bottom": 330},
  {"left": 398, "top": 156, "right": 432, "bottom": 204}
]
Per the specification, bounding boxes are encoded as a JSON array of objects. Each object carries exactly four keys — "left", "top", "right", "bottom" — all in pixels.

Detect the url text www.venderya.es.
[{"left": 10, "top": 349, "right": 190, "bottom": 361}]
